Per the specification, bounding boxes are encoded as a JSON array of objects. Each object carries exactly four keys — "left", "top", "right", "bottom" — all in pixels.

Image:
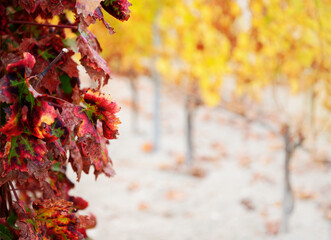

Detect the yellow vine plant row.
[{"left": 91, "top": 0, "right": 331, "bottom": 110}]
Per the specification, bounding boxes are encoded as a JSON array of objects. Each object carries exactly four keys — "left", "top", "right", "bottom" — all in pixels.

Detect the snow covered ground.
[{"left": 69, "top": 76, "right": 331, "bottom": 240}]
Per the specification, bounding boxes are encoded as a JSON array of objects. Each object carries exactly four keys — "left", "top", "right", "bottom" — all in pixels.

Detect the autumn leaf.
[
  {"left": 20, "top": 36, "right": 75, "bottom": 94},
  {"left": 0, "top": 104, "right": 23, "bottom": 137},
  {"left": 83, "top": 89, "right": 121, "bottom": 140},
  {"left": 33, "top": 199, "right": 84, "bottom": 240},
  {"left": 30, "top": 101, "right": 58, "bottom": 140},
  {"left": 0, "top": 4, "right": 8, "bottom": 35},
  {"left": 94, "top": 128, "right": 116, "bottom": 178},
  {"left": 0, "top": 52, "right": 36, "bottom": 104},
  {"left": 12, "top": 200, "right": 39, "bottom": 240},
  {"left": 101, "top": 0, "right": 132, "bottom": 21},
  {"left": 39, "top": 0, "right": 64, "bottom": 16},
  {"left": 1, "top": 135, "right": 49, "bottom": 180},
  {"left": 76, "top": 0, "right": 103, "bottom": 18},
  {"left": 48, "top": 170, "right": 74, "bottom": 199},
  {"left": 76, "top": 33, "right": 111, "bottom": 87},
  {"left": 69, "top": 196, "right": 89, "bottom": 210}
]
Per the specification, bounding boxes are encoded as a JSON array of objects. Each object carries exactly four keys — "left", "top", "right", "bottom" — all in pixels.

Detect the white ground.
[{"left": 69, "top": 76, "right": 331, "bottom": 240}]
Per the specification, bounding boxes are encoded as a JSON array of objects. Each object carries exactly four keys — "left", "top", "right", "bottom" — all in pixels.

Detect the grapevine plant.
[{"left": 0, "top": 0, "right": 131, "bottom": 239}]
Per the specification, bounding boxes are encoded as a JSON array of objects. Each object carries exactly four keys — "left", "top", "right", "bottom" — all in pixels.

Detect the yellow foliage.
[{"left": 89, "top": 0, "right": 331, "bottom": 109}]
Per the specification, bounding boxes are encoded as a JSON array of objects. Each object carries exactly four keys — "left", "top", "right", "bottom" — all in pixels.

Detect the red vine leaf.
[
  {"left": 94, "top": 130, "right": 116, "bottom": 178},
  {"left": 84, "top": 89, "right": 121, "bottom": 139},
  {"left": 59, "top": 50, "right": 79, "bottom": 78},
  {"left": 12, "top": 200, "right": 38, "bottom": 240},
  {"left": 77, "top": 33, "right": 111, "bottom": 87},
  {"left": 33, "top": 199, "right": 84, "bottom": 240},
  {"left": 1, "top": 135, "right": 48, "bottom": 180},
  {"left": 39, "top": 0, "right": 65, "bottom": 16},
  {"left": 6, "top": 52, "right": 36, "bottom": 73},
  {"left": 94, "top": 7, "right": 115, "bottom": 35},
  {"left": 0, "top": 4, "right": 8, "bottom": 35},
  {"left": 101, "top": 0, "right": 132, "bottom": 21},
  {"left": 78, "top": 214, "right": 96, "bottom": 229},
  {"left": 0, "top": 104, "right": 23, "bottom": 137},
  {"left": 76, "top": 0, "right": 103, "bottom": 18},
  {"left": 30, "top": 101, "right": 58, "bottom": 140},
  {"left": 49, "top": 170, "right": 74, "bottom": 199},
  {"left": 69, "top": 196, "right": 89, "bottom": 210},
  {"left": 0, "top": 52, "right": 36, "bottom": 103},
  {"left": 18, "top": 0, "right": 39, "bottom": 14}
]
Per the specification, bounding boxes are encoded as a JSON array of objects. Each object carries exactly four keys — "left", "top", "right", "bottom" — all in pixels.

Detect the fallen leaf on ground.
[
  {"left": 239, "top": 156, "right": 252, "bottom": 168},
  {"left": 265, "top": 220, "right": 280, "bottom": 235},
  {"left": 269, "top": 141, "right": 283, "bottom": 150},
  {"left": 294, "top": 189, "right": 317, "bottom": 200},
  {"left": 198, "top": 156, "right": 219, "bottom": 162},
  {"left": 138, "top": 201, "right": 149, "bottom": 211},
  {"left": 128, "top": 181, "right": 140, "bottom": 191},
  {"left": 240, "top": 198, "right": 255, "bottom": 211},
  {"left": 141, "top": 142, "right": 154, "bottom": 153},
  {"left": 250, "top": 172, "right": 274, "bottom": 184},
  {"left": 166, "top": 190, "right": 186, "bottom": 201},
  {"left": 189, "top": 166, "right": 207, "bottom": 178},
  {"left": 325, "top": 208, "right": 331, "bottom": 221},
  {"left": 175, "top": 154, "right": 185, "bottom": 165},
  {"left": 211, "top": 142, "right": 228, "bottom": 158}
]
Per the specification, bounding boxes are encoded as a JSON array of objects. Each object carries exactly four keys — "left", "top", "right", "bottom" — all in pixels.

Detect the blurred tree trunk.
[
  {"left": 152, "top": 13, "right": 161, "bottom": 151},
  {"left": 129, "top": 77, "right": 139, "bottom": 133},
  {"left": 280, "top": 124, "right": 304, "bottom": 233}
]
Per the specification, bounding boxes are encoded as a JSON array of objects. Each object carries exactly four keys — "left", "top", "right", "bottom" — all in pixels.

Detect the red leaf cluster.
[
  {"left": 0, "top": 0, "right": 127, "bottom": 238},
  {"left": 101, "top": 0, "right": 132, "bottom": 21}
]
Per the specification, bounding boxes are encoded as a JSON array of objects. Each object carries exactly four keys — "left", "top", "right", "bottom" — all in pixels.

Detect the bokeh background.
[{"left": 71, "top": 0, "right": 331, "bottom": 239}]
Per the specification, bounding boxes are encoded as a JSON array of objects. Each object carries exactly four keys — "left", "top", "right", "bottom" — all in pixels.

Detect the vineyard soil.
[{"left": 69, "top": 76, "right": 331, "bottom": 240}]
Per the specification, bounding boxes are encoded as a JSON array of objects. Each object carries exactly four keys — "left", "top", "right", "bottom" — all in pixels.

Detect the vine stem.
[
  {"left": 29, "top": 48, "right": 69, "bottom": 93},
  {"left": 8, "top": 182, "right": 19, "bottom": 202},
  {"left": 38, "top": 48, "right": 69, "bottom": 79},
  {"left": 8, "top": 20, "right": 78, "bottom": 29}
]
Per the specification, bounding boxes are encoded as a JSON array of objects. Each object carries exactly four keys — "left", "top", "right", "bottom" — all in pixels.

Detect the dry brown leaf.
[
  {"left": 158, "top": 163, "right": 176, "bottom": 171},
  {"left": 189, "top": 166, "right": 207, "bottom": 178},
  {"left": 127, "top": 181, "right": 140, "bottom": 191},
  {"left": 244, "top": 131, "right": 261, "bottom": 140},
  {"left": 202, "top": 113, "right": 211, "bottom": 121},
  {"left": 176, "top": 154, "right": 185, "bottom": 165},
  {"left": 265, "top": 220, "right": 280, "bottom": 235},
  {"left": 325, "top": 208, "right": 331, "bottom": 221},
  {"left": 211, "top": 142, "right": 228, "bottom": 158},
  {"left": 250, "top": 173, "right": 274, "bottom": 184},
  {"left": 269, "top": 141, "right": 283, "bottom": 150},
  {"left": 240, "top": 198, "right": 255, "bottom": 211},
  {"left": 141, "top": 142, "right": 154, "bottom": 153},
  {"left": 166, "top": 190, "right": 186, "bottom": 201},
  {"left": 137, "top": 201, "right": 149, "bottom": 211},
  {"left": 239, "top": 156, "right": 251, "bottom": 168},
  {"left": 199, "top": 156, "right": 219, "bottom": 162},
  {"left": 266, "top": 132, "right": 278, "bottom": 140},
  {"left": 294, "top": 189, "right": 317, "bottom": 200}
]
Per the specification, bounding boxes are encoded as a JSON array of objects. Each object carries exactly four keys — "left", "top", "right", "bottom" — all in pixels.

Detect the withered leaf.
[
  {"left": 33, "top": 199, "right": 84, "bottom": 240},
  {"left": 101, "top": 0, "right": 132, "bottom": 21},
  {"left": 77, "top": 34, "right": 111, "bottom": 87},
  {"left": 76, "top": 0, "right": 103, "bottom": 18},
  {"left": 84, "top": 89, "right": 121, "bottom": 139}
]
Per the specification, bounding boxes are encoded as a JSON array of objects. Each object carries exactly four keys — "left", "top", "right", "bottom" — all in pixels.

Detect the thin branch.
[
  {"left": 8, "top": 182, "right": 19, "bottom": 202},
  {"left": 8, "top": 20, "right": 78, "bottom": 29},
  {"left": 38, "top": 48, "right": 69, "bottom": 79}
]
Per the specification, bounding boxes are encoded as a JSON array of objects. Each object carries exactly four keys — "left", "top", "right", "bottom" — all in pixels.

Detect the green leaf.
[
  {"left": 52, "top": 162, "right": 61, "bottom": 172},
  {"left": 38, "top": 48, "right": 56, "bottom": 61},
  {"left": 7, "top": 211, "right": 18, "bottom": 229},
  {"left": 0, "top": 224, "right": 14, "bottom": 240},
  {"left": 59, "top": 73, "right": 73, "bottom": 94},
  {"left": 0, "top": 103, "right": 10, "bottom": 127}
]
